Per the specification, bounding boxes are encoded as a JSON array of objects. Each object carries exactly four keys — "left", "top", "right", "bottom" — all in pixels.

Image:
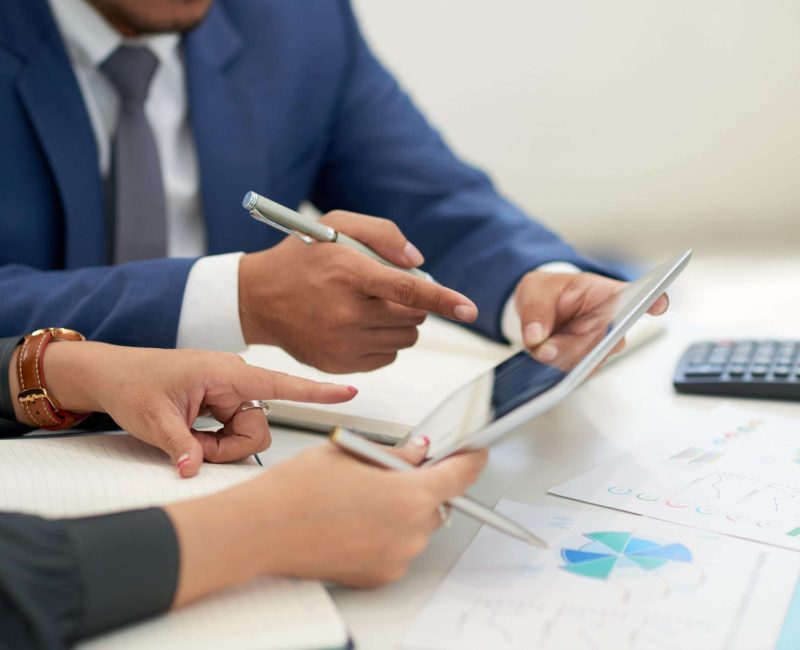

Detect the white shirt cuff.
[
  {"left": 176, "top": 252, "right": 247, "bottom": 352},
  {"left": 500, "top": 261, "right": 582, "bottom": 345}
]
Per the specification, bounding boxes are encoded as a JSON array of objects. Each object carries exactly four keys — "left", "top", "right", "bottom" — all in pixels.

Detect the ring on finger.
[{"left": 234, "top": 400, "right": 271, "bottom": 420}]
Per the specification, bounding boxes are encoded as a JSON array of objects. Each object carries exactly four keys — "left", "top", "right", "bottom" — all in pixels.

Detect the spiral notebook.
[{"left": 0, "top": 433, "right": 349, "bottom": 650}]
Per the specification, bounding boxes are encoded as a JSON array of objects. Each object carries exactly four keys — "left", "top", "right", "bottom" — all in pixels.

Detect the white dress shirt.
[
  {"left": 48, "top": 0, "right": 575, "bottom": 353},
  {"left": 48, "top": 0, "right": 245, "bottom": 351}
]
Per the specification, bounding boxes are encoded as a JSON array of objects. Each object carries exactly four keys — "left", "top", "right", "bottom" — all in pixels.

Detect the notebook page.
[
  {"left": 0, "top": 433, "right": 349, "bottom": 650},
  {"left": 243, "top": 315, "right": 515, "bottom": 438},
  {"left": 79, "top": 577, "right": 349, "bottom": 650},
  {"left": 0, "top": 433, "right": 262, "bottom": 518},
  {"left": 242, "top": 315, "right": 662, "bottom": 440}
]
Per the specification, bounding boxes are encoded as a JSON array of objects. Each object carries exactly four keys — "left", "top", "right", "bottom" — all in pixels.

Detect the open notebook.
[
  {"left": 242, "top": 316, "right": 664, "bottom": 443},
  {"left": 0, "top": 434, "right": 349, "bottom": 650},
  {"left": 242, "top": 317, "right": 515, "bottom": 442}
]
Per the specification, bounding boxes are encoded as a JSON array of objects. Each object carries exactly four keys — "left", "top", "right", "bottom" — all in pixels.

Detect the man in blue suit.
[{"left": 0, "top": 0, "right": 666, "bottom": 373}]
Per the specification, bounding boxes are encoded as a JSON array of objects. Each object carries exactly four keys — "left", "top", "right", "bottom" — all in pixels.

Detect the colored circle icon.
[
  {"left": 636, "top": 493, "right": 660, "bottom": 502},
  {"left": 607, "top": 487, "right": 632, "bottom": 495},
  {"left": 665, "top": 500, "right": 688, "bottom": 508}
]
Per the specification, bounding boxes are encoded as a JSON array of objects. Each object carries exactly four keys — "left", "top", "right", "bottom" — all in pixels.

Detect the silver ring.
[
  {"left": 437, "top": 503, "right": 452, "bottom": 528},
  {"left": 234, "top": 400, "right": 271, "bottom": 419}
]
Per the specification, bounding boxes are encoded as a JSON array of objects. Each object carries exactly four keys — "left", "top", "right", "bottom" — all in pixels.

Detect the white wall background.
[{"left": 352, "top": 0, "right": 800, "bottom": 262}]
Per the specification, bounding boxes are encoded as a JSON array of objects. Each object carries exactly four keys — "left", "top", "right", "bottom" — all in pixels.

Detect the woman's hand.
[
  {"left": 10, "top": 342, "right": 356, "bottom": 477},
  {"left": 165, "top": 439, "right": 489, "bottom": 605}
]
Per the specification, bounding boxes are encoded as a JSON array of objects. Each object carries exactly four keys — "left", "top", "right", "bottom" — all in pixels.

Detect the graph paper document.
[
  {"left": 550, "top": 405, "right": 800, "bottom": 550},
  {"left": 404, "top": 501, "right": 798, "bottom": 650}
]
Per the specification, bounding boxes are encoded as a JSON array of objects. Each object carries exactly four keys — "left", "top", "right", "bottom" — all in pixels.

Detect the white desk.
[{"left": 266, "top": 254, "right": 800, "bottom": 649}]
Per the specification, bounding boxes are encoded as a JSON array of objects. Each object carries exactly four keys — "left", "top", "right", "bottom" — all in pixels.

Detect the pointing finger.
[{"left": 358, "top": 263, "right": 477, "bottom": 323}]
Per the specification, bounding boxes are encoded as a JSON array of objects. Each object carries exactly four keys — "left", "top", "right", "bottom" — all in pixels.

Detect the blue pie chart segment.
[
  {"left": 560, "top": 531, "right": 693, "bottom": 580},
  {"left": 561, "top": 555, "right": 619, "bottom": 580},
  {"left": 628, "top": 543, "right": 693, "bottom": 564},
  {"left": 561, "top": 549, "right": 615, "bottom": 564},
  {"left": 624, "top": 537, "right": 661, "bottom": 555}
]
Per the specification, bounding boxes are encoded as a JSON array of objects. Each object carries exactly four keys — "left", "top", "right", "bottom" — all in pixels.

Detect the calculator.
[{"left": 673, "top": 340, "right": 800, "bottom": 400}]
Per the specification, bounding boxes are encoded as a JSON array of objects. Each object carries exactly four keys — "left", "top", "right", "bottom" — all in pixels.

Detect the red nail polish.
[{"left": 346, "top": 385, "right": 358, "bottom": 394}]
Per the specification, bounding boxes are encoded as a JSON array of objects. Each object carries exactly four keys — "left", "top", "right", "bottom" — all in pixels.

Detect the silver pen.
[
  {"left": 331, "top": 427, "right": 548, "bottom": 548},
  {"left": 243, "top": 191, "right": 434, "bottom": 282}
]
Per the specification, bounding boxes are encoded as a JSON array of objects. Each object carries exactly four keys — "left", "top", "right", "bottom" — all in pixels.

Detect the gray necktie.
[{"left": 101, "top": 45, "right": 167, "bottom": 264}]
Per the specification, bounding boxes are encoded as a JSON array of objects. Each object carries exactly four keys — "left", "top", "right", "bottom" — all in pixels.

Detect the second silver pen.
[
  {"left": 243, "top": 191, "right": 434, "bottom": 282},
  {"left": 331, "top": 427, "right": 548, "bottom": 548}
]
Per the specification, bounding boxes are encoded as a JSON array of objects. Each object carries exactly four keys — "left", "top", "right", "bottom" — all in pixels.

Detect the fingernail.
[
  {"left": 536, "top": 342, "right": 558, "bottom": 363},
  {"left": 412, "top": 435, "right": 430, "bottom": 448},
  {"left": 403, "top": 241, "right": 425, "bottom": 266},
  {"left": 454, "top": 304, "right": 478, "bottom": 322},
  {"left": 346, "top": 385, "right": 358, "bottom": 394},
  {"left": 524, "top": 322, "right": 545, "bottom": 346},
  {"left": 176, "top": 453, "right": 191, "bottom": 473}
]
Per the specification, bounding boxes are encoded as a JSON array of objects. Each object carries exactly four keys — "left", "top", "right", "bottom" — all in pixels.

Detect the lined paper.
[
  {"left": 0, "top": 433, "right": 348, "bottom": 649},
  {"left": 0, "top": 433, "right": 262, "bottom": 517},
  {"left": 80, "top": 578, "right": 348, "bottom": 650}
]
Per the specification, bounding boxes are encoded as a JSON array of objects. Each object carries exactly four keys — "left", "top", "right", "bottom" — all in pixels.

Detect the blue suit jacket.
[{"left": 0, "top": 0, "right": 607, "bottom": 348}]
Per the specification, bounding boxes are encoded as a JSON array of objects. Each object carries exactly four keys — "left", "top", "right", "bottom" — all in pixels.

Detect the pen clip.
[{"left": 248, "top": 209, "right": 314, "bottom": 245}]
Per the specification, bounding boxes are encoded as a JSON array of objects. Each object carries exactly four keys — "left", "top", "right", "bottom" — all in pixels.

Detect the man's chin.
[{"left": 88, "top": 0, "right": 214, "bottom": 36}]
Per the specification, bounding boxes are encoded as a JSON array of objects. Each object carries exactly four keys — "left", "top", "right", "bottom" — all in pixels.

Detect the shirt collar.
[{"left": 48, "top": 0, "right": 180, "bottom": 69}]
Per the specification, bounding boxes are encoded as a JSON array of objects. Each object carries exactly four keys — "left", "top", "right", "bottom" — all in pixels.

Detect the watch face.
[{"left": 30, "top": 327, "right": 86, "bottom": 341}]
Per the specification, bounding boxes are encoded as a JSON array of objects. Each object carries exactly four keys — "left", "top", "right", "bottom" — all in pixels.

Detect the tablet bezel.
[{"left": 414, "top": 250, "right": 692, "bottom": 463}]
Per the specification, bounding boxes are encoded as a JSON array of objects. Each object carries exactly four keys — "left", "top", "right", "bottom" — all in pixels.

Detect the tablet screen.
[
  {"left": 409, "top": 251, "right": 691, "bottom": 457},
  {"left": 408, "top": 342, "right": 578, "bottom": 456}
]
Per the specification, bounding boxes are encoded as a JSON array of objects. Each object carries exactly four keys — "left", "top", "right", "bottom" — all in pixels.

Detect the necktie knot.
[{"left": 101, "top": 45, "right": 159, "bottom": 106}]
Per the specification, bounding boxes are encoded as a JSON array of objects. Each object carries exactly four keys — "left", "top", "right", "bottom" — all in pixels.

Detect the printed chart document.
[
  {"left": 404, "top": 501, "right": 799, "bottom": 650},
  {"left": 0, "top": 434, "right": 349, "bottom": 650},
  {"left": 550, "top": 405, "right": 800, "bottom": 550}
]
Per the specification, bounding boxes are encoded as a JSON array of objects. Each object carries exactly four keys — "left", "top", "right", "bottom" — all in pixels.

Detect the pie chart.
[{"left": 560, "top": 531, "right": 693, "bottom": 580}]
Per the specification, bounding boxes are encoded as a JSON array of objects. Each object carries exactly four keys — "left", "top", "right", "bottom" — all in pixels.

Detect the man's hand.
[
  {"left": 239, "top": 210, "right": 479, "bottom": 373},
  {"left": 514, "top": 271, "right": 669, "bottom": 368}
]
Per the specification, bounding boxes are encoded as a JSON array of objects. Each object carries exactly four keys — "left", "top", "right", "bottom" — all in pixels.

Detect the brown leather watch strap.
[{"left": 17, "top": 327, "right": 89, "bottom": 430}]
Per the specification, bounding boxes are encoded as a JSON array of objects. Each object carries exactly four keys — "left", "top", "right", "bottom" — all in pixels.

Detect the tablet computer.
[{"left": 398, "top": 250, "right": 692, "bottom": 462}]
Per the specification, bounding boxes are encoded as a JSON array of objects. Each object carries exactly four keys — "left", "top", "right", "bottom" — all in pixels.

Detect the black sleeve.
[
  {"left": 0, "top": 508, "right": 179, "bottom": 649},
  {"left": 0, "top": 335, "right": 32, "bottom": 437}
]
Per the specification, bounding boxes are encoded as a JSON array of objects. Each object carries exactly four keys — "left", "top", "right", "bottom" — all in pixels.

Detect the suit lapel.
[
  {"left": 14, "top": 9, "right": 107, "bottom": 268},
  {"left": 185, "top": 2, "right": 279, "bottom": 254}
]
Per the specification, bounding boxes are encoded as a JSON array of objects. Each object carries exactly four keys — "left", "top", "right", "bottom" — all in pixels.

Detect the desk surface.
[{"left": 266, "top": 254, "right": 800, "bottom": 649}]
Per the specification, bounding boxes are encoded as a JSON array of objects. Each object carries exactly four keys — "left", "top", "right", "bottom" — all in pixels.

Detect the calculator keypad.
[{"left": 674, "top": 340, "right": 800, "bottom": 400}]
